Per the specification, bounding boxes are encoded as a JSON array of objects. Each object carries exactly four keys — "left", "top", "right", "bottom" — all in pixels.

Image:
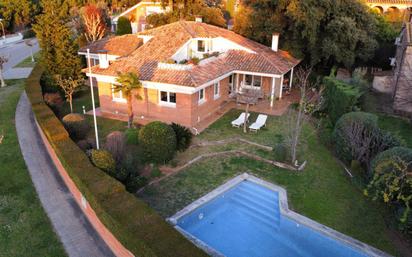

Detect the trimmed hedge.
[{"left": 25, "top": 65, "right": 207, "bottom": 257}]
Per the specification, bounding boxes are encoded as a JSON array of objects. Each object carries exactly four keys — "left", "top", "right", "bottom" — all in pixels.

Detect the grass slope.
[
  {"left": 139, "top": 109, "right": 399, "bottom": 256},
  {"left": 13, "top": 52, "right": 40, "bottom": 68},
  {"left": 0, "top": 80, "right": 66, "bottom": 257}
]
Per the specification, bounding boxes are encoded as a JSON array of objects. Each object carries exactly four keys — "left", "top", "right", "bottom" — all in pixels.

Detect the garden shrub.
[
  {"left": 23, "top": 29, "right": 36, "bottom": 39},
  {"left": 26, "top": 64, "right": 208, "bottom": 257},
  {"left": 366, "top": 147, "right": 412, "bottom": 233},
  {"left": 273, "top": 143, "right": 288, "bottom": 162},
  {"left": 126, "top": 175, "right": 148, "bottom": 193},
  {"left": 323, "top": 76, "right": 362, "bottom": 124},
  {"left": 139, "top": 121, "right": 177, "bottom": 163},
  {"left": 171, "top": 123, "right": 193, "bottom": 151},
  {"left": 43, "top": 92, "right": 63, "bottom": 107},
  {"left": 77, "top": 139, "right": 92, "bottom": 151},
  {"left": 104, "top": 131, "right": 126, "bottom": 163},
  {"left": 40, "top": 72, "right": 60, "bottom": 93},
  {"left": 333, "top": 112, "right": 400, "bottom": 172},
  {"left": 125, "top": 128, "right": 139, "bottom": 145},
  {"left": 62, "top": 113, "right": 90, "bottom": 140},
  {"left": 116, "top": 17, "right": 132, "bottom": 35},
  {"left": 90, "top": 149, "right": 116, "bottom": 174}
]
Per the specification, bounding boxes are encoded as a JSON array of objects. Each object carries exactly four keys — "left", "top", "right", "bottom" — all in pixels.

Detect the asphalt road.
[{"left": 0, "top": 38, "right": 39, "bottom": 72}]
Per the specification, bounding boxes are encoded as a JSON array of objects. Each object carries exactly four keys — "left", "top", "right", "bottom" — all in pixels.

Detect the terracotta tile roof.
[
  {"left": 88, "top": 21, "right": 300, "bottom": 87},
  {"left": 79, "top": 34, "right": 143, "bottom": 56}
]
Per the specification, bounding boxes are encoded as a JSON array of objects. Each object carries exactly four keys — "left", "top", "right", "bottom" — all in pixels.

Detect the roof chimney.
[
  {"left": 271, "top": 33, "right": 279, "bottom": 52},
  {"left": 195, "top": 16, "right": 203, "bottom": 23},
  {"left": 97, "top": 50, "right": 109, "bottom": 69}
]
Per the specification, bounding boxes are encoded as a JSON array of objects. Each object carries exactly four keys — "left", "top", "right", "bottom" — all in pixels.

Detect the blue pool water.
[{"left": 176, "top": 180, "right": 368, "bottom": 257}]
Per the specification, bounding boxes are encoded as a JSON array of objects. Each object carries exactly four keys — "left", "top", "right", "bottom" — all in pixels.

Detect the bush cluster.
[
  {"left": 62, "top": 113, "right": 90, "bottom": 140},
  {"left": 125, "top": 127, "right": 139, "bottom": 145},
  {"left": 367, "top": 147, "right": 412, "bottom": 233},
  {"left": 90, "top": 149, "right": 116, "bottom": 174},
  {"left": 139, "top": 121, "right": 177, "bottom": 163},
  {"left": 171, "top": 123, "right": 193, "bottom": 151},
  {"left": 333, "top": 112, "right": 400, "bottom": 174}
]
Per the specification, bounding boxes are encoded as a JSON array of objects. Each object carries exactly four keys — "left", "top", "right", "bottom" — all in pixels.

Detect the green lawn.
[
  {"left": 58, "top": 86, "right": 100, "bottom": 117},
  {"left": 0, "top": 80, "right": 66, "bottom": 256},
  {"left": 378, "top": 114, "right": 412, "bottom": 148},
  {"left": 13, "top": 52, "right": 40, "bottom": 68},
  {"left": 138, "top": 109, "right": 400, "bottom": 256}
]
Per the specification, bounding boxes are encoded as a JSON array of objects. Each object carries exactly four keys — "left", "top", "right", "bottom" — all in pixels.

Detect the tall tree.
[
  {"left": 234, "top": 0, "right": 379, "bottom": 70},
  {"left": 33, "top": 0, "right": 82, "bottom": 81},
  {"left": 147, "top": 0, "right": 226, "bottom": 28},
  {"left": 81, "top": 4, "right": 107, "bottom": 43},
  {"left": 114, "top": 72, "right": 143, "bottom": 128},
  {"left": 0, "top": 0, "right": 37, "bottom": 31}
]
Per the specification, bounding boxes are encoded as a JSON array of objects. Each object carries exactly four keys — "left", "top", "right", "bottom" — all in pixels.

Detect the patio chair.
[
  {"left": 249, "top": 114, "right": 268, "bottom": 132},
  {"left": 231, "top": 112, "right": 250, "bottom": 128}
]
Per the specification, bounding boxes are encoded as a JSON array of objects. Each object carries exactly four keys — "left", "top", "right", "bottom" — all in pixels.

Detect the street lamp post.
[{"left": 86, "top": 48, "right": 100, "bottom": 149}]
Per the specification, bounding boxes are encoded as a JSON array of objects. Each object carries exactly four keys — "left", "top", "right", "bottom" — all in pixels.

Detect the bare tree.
[
  {"left": 55, "top": 75, "right": 84, "bottom": 113},
  {"left": 237, "top": 87, "right": 261, "bottom": 133},
  {"left": 288, "top": 66, "right": 316, "bottom": 165},
  {"left": 81, "top": 4, "right": 107, "bottom": 43},
  {"left": 0, "top": 56, "right": 8, "bottom": 88}
]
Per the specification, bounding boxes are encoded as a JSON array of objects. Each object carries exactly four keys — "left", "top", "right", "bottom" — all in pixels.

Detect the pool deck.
[{"left": 168, "top": 173, "right": 393, "bottom": 257}]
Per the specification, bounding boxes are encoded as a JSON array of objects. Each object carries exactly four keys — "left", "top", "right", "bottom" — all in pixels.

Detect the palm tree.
[{"left": 114, "top": 72, "right": 143, "bottom": 128}]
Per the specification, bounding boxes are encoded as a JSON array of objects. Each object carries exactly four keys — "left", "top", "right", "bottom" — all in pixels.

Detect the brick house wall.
[{"left": 96, "top": 74, "right": 283, "bottom": 128}]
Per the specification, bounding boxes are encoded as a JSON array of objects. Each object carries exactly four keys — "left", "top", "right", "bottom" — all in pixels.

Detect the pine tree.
[{"left": 33, "top": 0, "right": 82, "bottom": 80}]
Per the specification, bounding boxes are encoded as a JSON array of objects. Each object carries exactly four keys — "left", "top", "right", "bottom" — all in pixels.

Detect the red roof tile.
[
  {"left": 88, "top": 21, "right": 300, "bottom": 87},
  {"left": 79, "top": 34, "right": 143, "bottom": 56}
]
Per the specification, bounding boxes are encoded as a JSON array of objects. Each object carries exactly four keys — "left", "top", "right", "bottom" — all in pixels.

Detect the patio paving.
[{"left": 87, "top": 89, "right": 300, "bottom": 133}]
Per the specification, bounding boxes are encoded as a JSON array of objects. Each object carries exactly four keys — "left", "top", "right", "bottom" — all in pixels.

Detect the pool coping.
[{"left": 167, "top": 173, "right": 393, "bottom": 257}]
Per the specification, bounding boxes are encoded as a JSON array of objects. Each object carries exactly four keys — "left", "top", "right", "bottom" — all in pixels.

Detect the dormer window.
[{"left": 197, "top": 40, "right": 206, "bottom": 53}]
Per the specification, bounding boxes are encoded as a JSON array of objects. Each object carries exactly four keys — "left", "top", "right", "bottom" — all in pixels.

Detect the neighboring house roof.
[
  {"left": 79, "top": 35, "right": 143, "bottom": 56},
  {"left": 88, "top": 21, "right": 300, "bottom": 87},
  {"left": 112, "top": 1, "right": 163, "bottom": 22}
]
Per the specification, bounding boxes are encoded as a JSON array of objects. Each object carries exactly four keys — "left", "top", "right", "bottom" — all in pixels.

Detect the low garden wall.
[{"left": 25, "top": 65, "right": 207, "bottom": 257}]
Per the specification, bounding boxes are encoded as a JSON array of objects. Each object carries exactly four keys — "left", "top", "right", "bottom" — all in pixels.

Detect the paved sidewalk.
[
  {"left": 16, "top": 92, "right": 115, "bottom": 257},
  {"left": 4, "top": 67, "right": 33, "bottom": 79}
]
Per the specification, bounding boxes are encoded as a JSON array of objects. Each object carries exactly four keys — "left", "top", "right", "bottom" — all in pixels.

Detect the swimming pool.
[{"left": 168, "top": 174, "right": 390, "bottom": 257}]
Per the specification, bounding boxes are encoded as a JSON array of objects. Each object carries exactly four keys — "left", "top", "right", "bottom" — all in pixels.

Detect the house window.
[
  {"left": 198, "top": 88, "right": 205, "bottom": 104},
  {"left": 214, "top": 82, "right": 220, "bottom": 99},
  {"left": 93, "top": 59, "right": 100, "bottom": 66},
  {"left": 197, "top": 40, "right": 206, "bottom": 53},
  {"left": 244, "top": 74, "right": 253, "bottom": 86},
  {"left": 253, "top": 76, "right": 262, "bottom": 88},
  {"left": 159, "top": 91, "right": 176, "bottom": 106},
  {"left": 111, "top": 85, "right": 126, "bottom": 103},
  {"left": 229, "top": 74, "right": 234, "bottom": 85}
]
